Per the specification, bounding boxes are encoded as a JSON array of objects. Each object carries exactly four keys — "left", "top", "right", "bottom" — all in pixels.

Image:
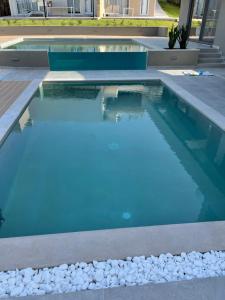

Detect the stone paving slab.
[{"left": 5, "top": 276, "right": 225, "bottom": 300}]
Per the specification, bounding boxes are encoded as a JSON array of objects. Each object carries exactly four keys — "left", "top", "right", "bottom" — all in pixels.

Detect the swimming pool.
[
  {"left": 5, "top": 38, "right": 148, "bottom": 71},
  {"left": 0, "top": 81, "right": 225, "bottom": 238},
  {"left": 6, "top": 38, "right": 148, "bottom": 53}
]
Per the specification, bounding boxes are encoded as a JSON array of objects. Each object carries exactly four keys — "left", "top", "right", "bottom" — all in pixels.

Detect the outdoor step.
[
  {"left": 199, "top": 51, "right": 221, "bottom": 56},
  {"left": 198, "top": 57, "right": 224, "bottom": 63},
  {"left": 199, "top": 52, "right": 222, "bottom": 59},
  {"left": 198, "top": 62, "right": 225, "bottom": 68},
  {"left": 199, "top": 48, "right": 220, "bottom": 53}
]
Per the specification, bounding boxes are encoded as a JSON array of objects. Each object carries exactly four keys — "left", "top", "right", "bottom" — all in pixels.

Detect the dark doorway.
[{"left": 0, "top": 0, "right": 11, "bottom": 16}]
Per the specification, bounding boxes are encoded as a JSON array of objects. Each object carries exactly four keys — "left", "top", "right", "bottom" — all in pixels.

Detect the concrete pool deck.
[
  {"left": 1, "top": 66, "right": 225, "bottom": 298},
  {"left": 6, "top": 276, "right": 225, "bottom": 300}
]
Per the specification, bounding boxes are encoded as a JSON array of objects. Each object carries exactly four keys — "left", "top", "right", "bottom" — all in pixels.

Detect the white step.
[
  {"left": 198, "top": 62, "right": 225, "bottom": 68},
  {"left": 199, "top": 48, "right": 220, "bottom": 53},
  {"left": 198, "top": 57, "right": 224, "bottom": 63},
  {"left": 199, "top": 52, "right": 222, "bottom": 59}
]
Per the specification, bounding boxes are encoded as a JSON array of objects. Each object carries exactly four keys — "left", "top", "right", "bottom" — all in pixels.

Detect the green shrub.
[
  {"left": 168, "top": 24, "right": 179, "bottom": 49},
  {"left": 178, "top": 25, "right": 189, "bottom": 49}
]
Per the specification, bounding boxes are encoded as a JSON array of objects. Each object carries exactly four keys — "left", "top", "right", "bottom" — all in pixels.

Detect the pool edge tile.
[{"left": 1, "top": 221, "right": 225, "bottom": 271}]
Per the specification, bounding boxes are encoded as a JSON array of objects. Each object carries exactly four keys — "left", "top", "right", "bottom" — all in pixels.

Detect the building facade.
[
  {"left": 9, "top": 0, "right": 95, "bottom": 16},
  {"left": 8, "top": 0, "right": 155, "bottom": 17},
  {"left": 104, "top": 0, "right": 155, "bottom": 17}
]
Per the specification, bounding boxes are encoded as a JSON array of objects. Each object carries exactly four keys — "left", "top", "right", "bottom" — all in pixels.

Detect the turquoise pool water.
[
  {"left": 0, "top": 81, "right": 225, "bottom": 238},
  {"left": 6, "top": 38, "right": 148, "bottom": 52}
]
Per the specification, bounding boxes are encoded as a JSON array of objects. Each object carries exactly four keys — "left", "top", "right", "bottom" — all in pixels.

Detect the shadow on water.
[{"left": 0, "top": 209, "right": 5, "bottom": 228}]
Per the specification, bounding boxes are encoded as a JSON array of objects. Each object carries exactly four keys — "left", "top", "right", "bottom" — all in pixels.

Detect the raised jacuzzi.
[{"left": 1, "top": 38, "right": 149, "bottom": 70}]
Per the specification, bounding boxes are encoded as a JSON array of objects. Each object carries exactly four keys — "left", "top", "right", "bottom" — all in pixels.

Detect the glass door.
[
  {"left": 199, "top": 0, "right": 222, "bottom": 43},
  {"left": 67, "top": 0, "right": 81, "bottom": 14},
  {"left": 85, "top": 0, "right": 93, "bottom": 13}
]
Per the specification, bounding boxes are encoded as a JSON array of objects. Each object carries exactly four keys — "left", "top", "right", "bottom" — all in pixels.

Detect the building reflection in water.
[
  {"left": 101, "top": 83, "right": 225, "bottom": 174},
  {"left": 26, "top": 82, "right": 225, "bottom": 182},
  {"left": 15, "top": 108, "right": 33, "bottom": 132},
  {"left": 101, "top": 83, "right": 225, "bottom": 221},
  {"left": 101, "top": 84, "right": 149, "bottom": 122}
]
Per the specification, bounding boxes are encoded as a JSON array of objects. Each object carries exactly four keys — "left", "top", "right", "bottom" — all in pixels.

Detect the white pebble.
[{"left": 0, "top": 250, "right": 225, "bottom": 298}]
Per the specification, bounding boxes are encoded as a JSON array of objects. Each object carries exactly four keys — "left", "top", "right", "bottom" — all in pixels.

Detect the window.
[
  {"left": 104, "top": 0, "right": 129, "bottom": 15},
  {"left": 67, "top": 0, "right": 80, "bottom": 13},
  {"left": 140, "top": 0, "right": 149, "bottom": 15},
  {"left": 16, "top": 0, "right": 38, "bottom": 13},
  {"left": 85, "top": 0, "right": 93, "bottom": 13}
]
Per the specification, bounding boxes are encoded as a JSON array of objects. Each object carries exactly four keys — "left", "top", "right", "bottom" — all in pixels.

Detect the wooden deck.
[{"left": 0, "top": 80, "right": 30, "bottom": 118}]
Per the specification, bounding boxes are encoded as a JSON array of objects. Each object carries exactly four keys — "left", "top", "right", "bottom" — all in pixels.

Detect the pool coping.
[
  {"left": 0, "top": 79, "right": 43, "bottom": 146},
  {"left": 5, "top": 276, "right": 225, "bottom": 300},
  {"left": 1, "top": 221, "right": 225, "bottom": 272},
  {"left": 1, "top": 74, "right": 225, "bottom": 271},
  {"left": 161, "top": 77, "right": 225, "bottom": 131}
]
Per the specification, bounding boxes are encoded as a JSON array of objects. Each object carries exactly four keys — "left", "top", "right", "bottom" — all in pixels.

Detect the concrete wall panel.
[
  {"left": 148, "top": 49, "right": 199, "bottom": 66},
  {"left": 0, "top": 26, "right": 168, "bottom": 36}
]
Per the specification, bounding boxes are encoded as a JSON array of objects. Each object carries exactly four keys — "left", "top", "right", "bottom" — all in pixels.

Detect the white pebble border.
[{"left": 1, "top": 250, "right": 225, "bottom": 298}]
